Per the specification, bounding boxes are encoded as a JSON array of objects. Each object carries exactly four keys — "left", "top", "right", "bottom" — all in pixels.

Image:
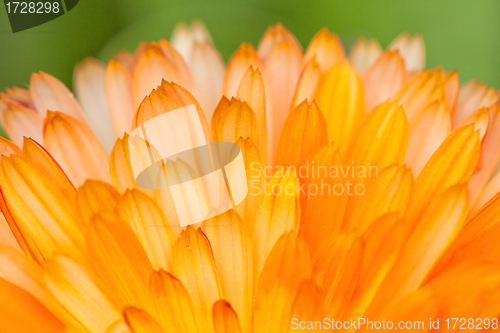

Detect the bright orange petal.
[
  {"left": 173, "top": 226, "right": 222, "bottom": 330},
  {"left": 202, "top": 211, "right": 253, "bottom": 332},
  {"left": 406, "top": 125, "right": 480, "bottom": 230},
  {"left": 149, "top": 270, "right": 205, "bottom": 333},
  {"left": 75, "top": 180, "right": 120, "bottom": 225},
  {"left": 124, "top": 307, "right": 166, "bottom": 333},
  {"left": 314, "top": 61, "right": 365, "bottom": 155},
  {"left": 45, "top": 256, "right": 120, "bottom": 333},
  {"left": 254, "top": 168, "right": 300, "bottom": 274},
  {"left": 0, "top": 277, "right": 65, "bottom": 333},
  {"left": 237, "top": 66, "right": 267, "bottom": 161},
  {"left": 299, "top": 143, "right": 347, "bottom": 255},
  {"left": 87, "top": 212, "right": 153, "bottom": 309},
  {"left": 312, "top": 231, "right": 362, "bottom": 319},
  {"left": 212, "top": 300, "right": 244, "bottom": 333},
  {"left": 116, "top": 189, "right": 175, "bottom": 271},
  {"left": 275, "top": 100, "right": 328, "bottom": 168},
  {"left": 254, "top": 233, "right": 311, "bottom": 333}
]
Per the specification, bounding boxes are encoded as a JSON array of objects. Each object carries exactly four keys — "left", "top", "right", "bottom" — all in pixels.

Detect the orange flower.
[{"left": 1, "top": 21, "right": 500, "bottom": 333}]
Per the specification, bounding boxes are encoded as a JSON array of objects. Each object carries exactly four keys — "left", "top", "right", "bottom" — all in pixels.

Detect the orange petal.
[
  {"left": 347, "top": 101, "right": 408, "bottom": 171},
  {"left": 233, "top": 137, "right": 265, "bottom": 238},
  {"left": 44, "top": 256, "right": 120, "bottom": 333},
  {"left": 313, "top": 61, "right": 365, "bottom": 155},
  {"left": 223, "top": 43, "right": 265, "bottom": 99},
  {"left": 2, "top": 104, "right": 44, "bottom": 147},
  {"left": 363, "top": 289, "right": 437, "bottom": 333},
  {"left": 292, "top": 58, "right": 321, "bottom": 108},
  {"left": 299, "top": 143, "right": 347, "bottom": 255},
  {"left": 87, "top": 212, "right": 153, "bottom": 309},
  {"left": 286, "top": 280, "right": 326, "bottom": 333},
  {"left": 404, "top": 100, "right": 451, "bottom": 175},
  {"left": 426, "top": 262, "right": 500, "bottom": 320},
  {"left": 0, "top": 155, "right": 84, "bottom": 263},
  {"left": 132, "top": 47, "right": 176, "bottom": 108},
  {"left": 431, "top": 191, "right": 500, "bottom": 276},
  {"left": 303, "top": 28, "right": 345, "bottom": 73},
  {"left": 29, "top": 71, "right": 88, "bottom": 125},
  {"left": 254, "top": 233, "right": 311, "bottom": 333},
  {"left": 22, "top": 137, "right": 76, "bottom": 200},
  {"left": 392, "top": 69, "right": 445, "bottom": 128},
  {"left": 348, "top": 37, "right": 383, "bottom": 76},
  {"left": 345, "top": 165, "right": 413, "bottom": 233},
  {"left": 312, "top": 231, "right": 362, "bottom": 318},
  {"left": 201, "top": 211, "right": 253, "bottom": 332},
  {"left": 0, "top": 277, "right": 65, "bottom": 333},
  {"left": 173, "top": 226, "right": 222, "bottom": 330},
  {"left": 453, "top": 80, "right": 499, "bottom": 127},
  {"left": 388, "top": 33, "right": 425, "bottom": 73},
  {"left": 211, "top": 97, "right": 259, "bottom": 146},
  {"left": 406, "top": 125, "right": 480, "bottom": 230},
  {"left": 363, "top": 50, "right": 406, "bottom": 111},
  {"left": 275, "top": 100, "right": 328, "bottom": 168},
  {"left": 149, "top": 270, "right": 205, "bottom": 333},
  {"left": 75, "top": 180, "right": 120, "bottom": 225},
  {"left": 131, "top": 89, "right": 179, "bottom": 129},
  {"left": 105, "top": 59, "right": 135, "bottom": 137},
  {"left": 237, "top": 66, "right": 267, "bottom": 161},
  {"left": 43, "top": 111, "right": 110, "bottom": 187},
  {"left": 116, "top": 189, "right": 175, "bottom": 271},
  {"left": 377, "top": 184, "right": 467, "bottom": 305},
  {"left": 124, "top": 307, "right": 166, "bottom": 333},
  {"left": 212, "top": 300, "right": 244, "bottom": 333},
  {"left": 0, "top": 245, "right": 46, "bottom": 305},
  {"left": 110, "top": 134, "right": 154, "bottom": 197},
  {"left": 190, "top": 41, "right": 225, "bottom": 119},
  {"left": 254, "top": 168, "right": 300, "bottom": 274},
  {"left": 74, "top": 57, "right": 115, "bottom": 153},
  {"left": 348, "top": 214, "right": 405, "bottom": 319}
]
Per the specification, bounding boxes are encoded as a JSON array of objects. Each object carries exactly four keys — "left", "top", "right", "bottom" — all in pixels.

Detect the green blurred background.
[{"left": 1, "top": 0, "right": 500, "bottom": 93}]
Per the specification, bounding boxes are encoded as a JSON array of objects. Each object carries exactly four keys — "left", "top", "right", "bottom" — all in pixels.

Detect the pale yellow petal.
[{"left": 74, "top": 57, "right": 115, "bottom": 153}]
